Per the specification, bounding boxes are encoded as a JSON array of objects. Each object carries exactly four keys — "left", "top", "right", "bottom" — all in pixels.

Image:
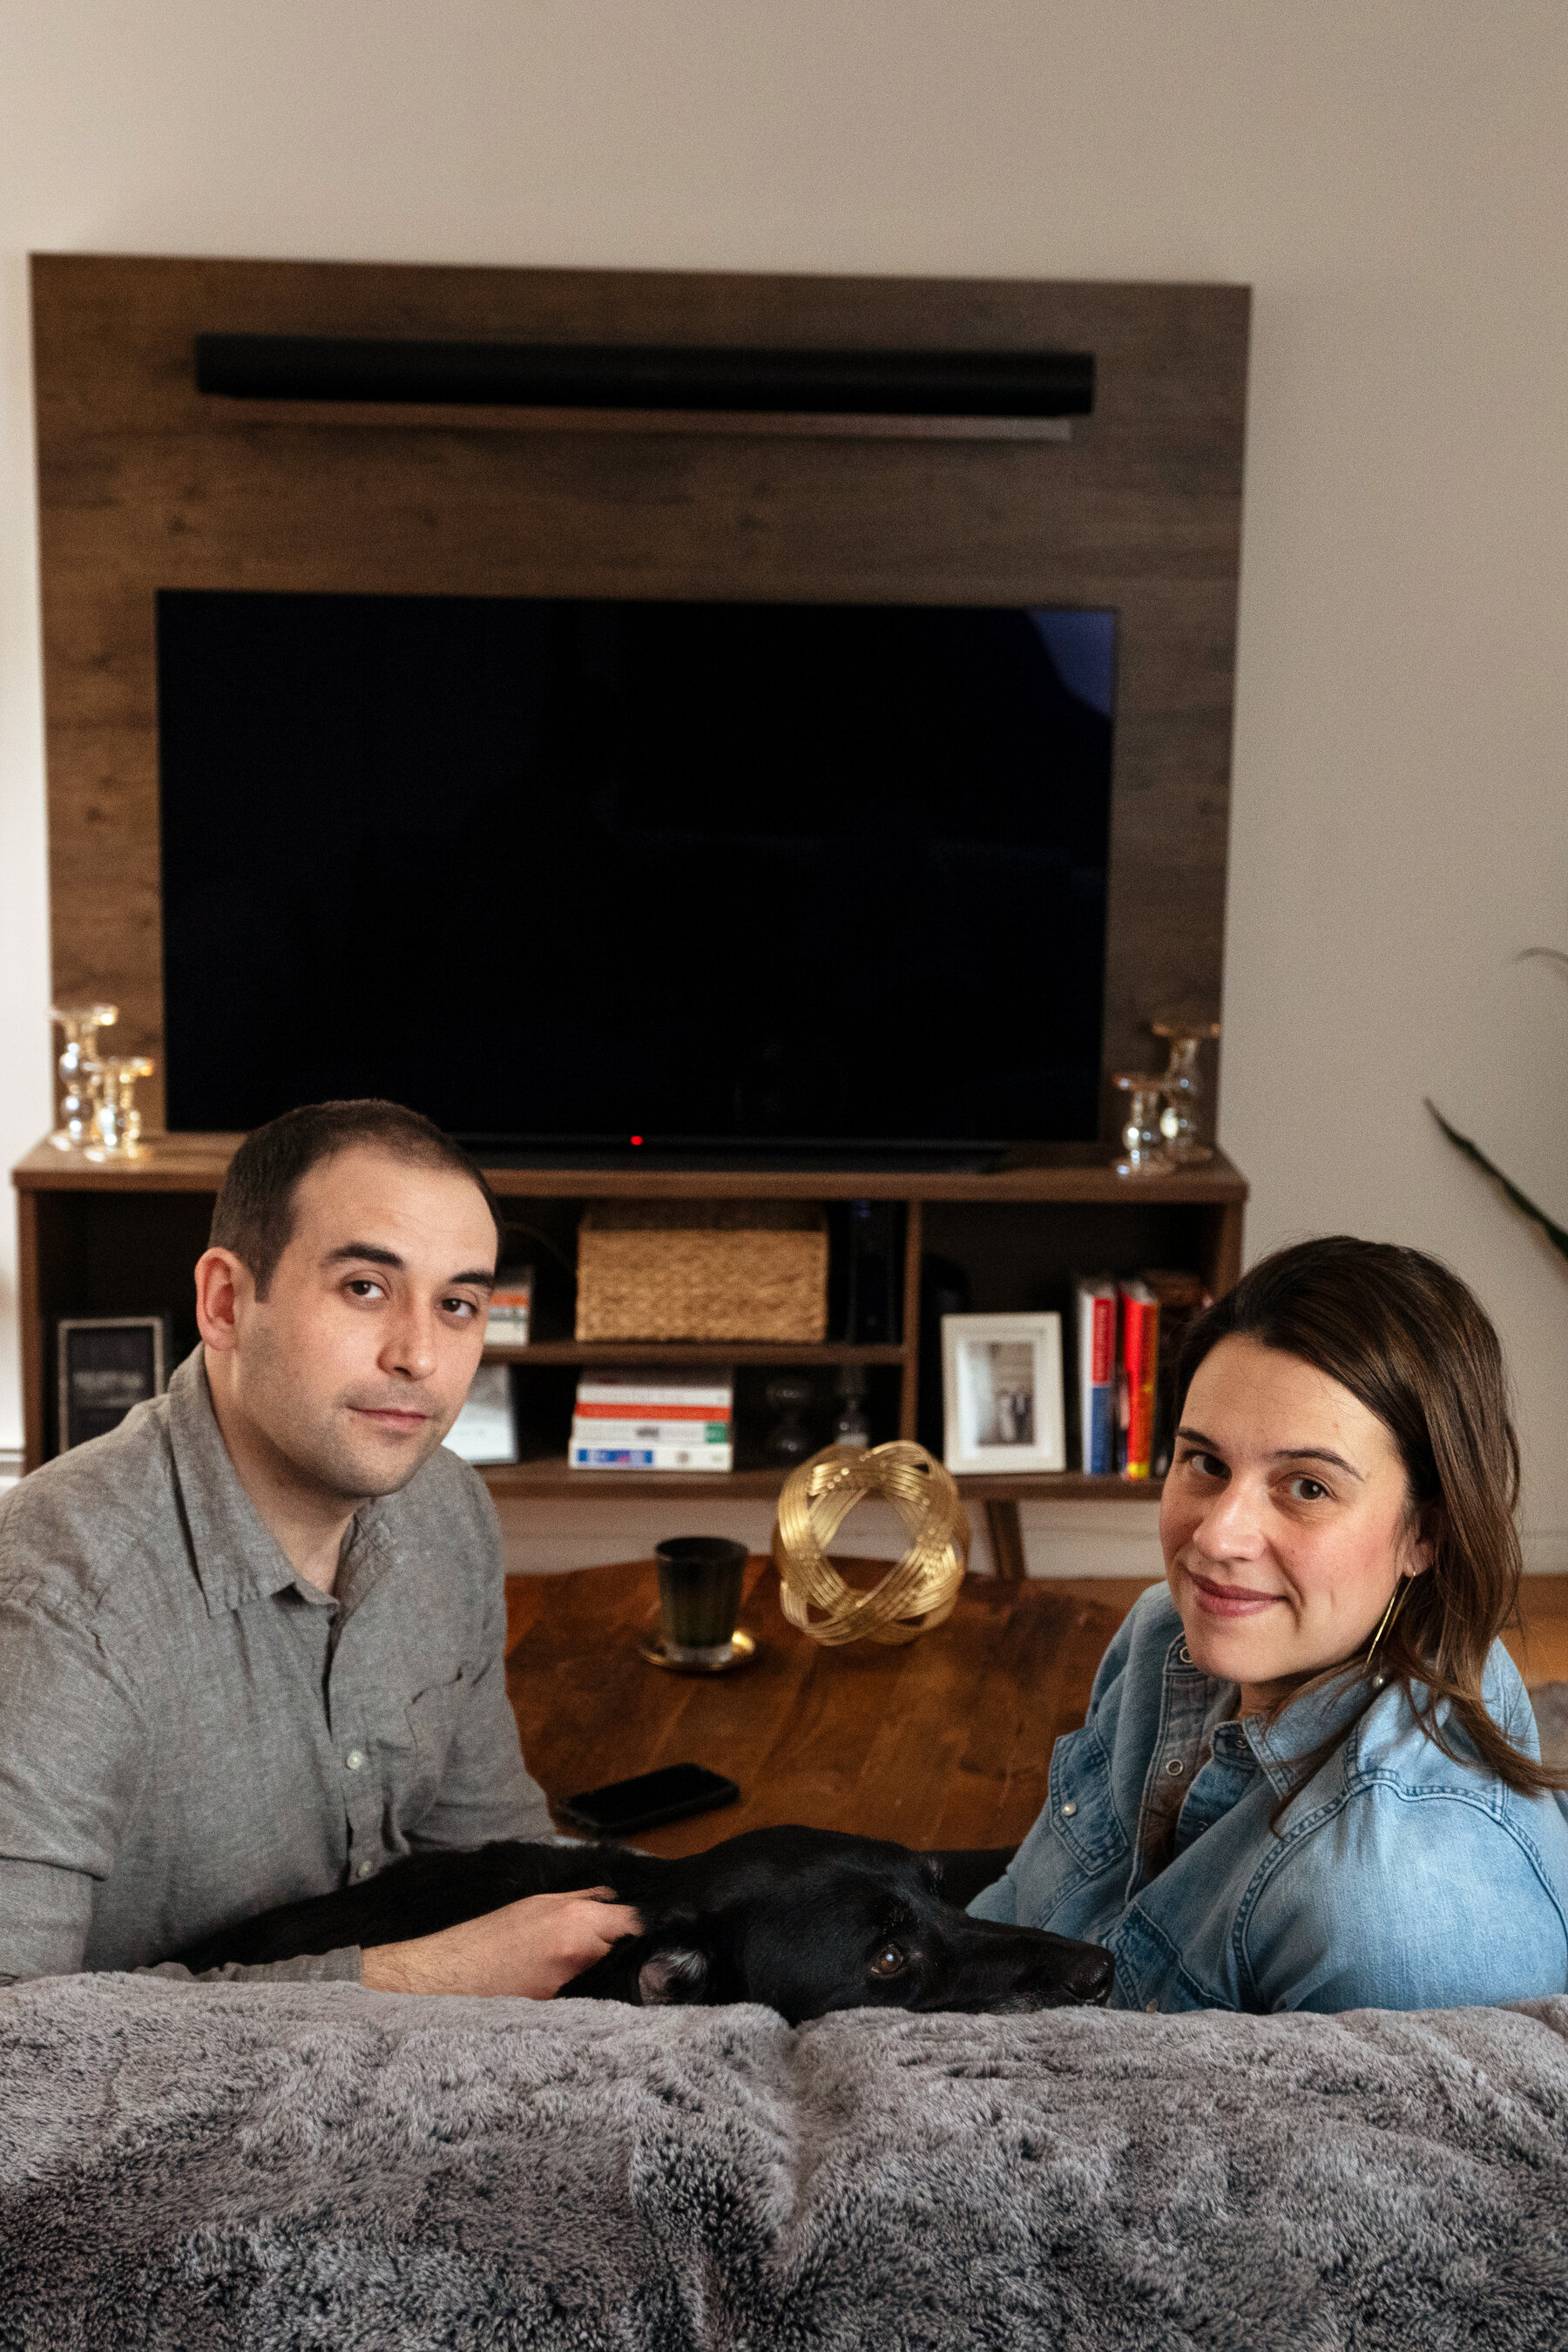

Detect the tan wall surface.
[{"left": 1, "top": 2, "right": 1564, "bottom": 1563}]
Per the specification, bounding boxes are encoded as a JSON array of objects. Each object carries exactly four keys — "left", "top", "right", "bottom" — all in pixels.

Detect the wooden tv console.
[{"left": 11, "top": 1136, "right": 1245, "bottom": 1571}]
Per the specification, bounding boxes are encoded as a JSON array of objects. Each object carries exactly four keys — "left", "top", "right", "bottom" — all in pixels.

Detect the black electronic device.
[
  {"left": 194, "top": 332, "right": 1095, "bottom": 420},
  {"left": 843, "top": 1197, "right": 900, "bottom": 1342},
  {"left": 157, "top": 592, "right": 1117, "bottom": 1151},
  {"left": 54, "top": 1315, "right": 170, "bottom": 1455},
  {"left": 557, "top": 1762, "right": 741, "bottom": 1838}
]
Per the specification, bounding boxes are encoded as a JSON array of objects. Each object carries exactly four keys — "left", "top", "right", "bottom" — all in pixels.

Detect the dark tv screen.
[{"left": 157, "top": 592, "right": 1116, "bottom": 1149}]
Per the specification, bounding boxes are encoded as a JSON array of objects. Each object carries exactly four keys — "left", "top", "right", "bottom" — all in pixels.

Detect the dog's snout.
[{"left": 1064, "top": 1946, "right": 1114, "bottom": 2004}]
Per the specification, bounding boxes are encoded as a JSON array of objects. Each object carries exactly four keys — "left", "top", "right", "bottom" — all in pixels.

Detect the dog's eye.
[{"left": 868, "top": 1943, "right": 907, "bottom": 1979}]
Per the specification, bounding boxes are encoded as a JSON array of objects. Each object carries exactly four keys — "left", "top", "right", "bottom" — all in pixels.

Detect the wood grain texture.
[
  {"left": 899, "top": 1200, "right": 923, "bottom": 1438},
  {"left": 196, "top": 396, "right": 1079, "bottom": 442},
  {"left": 983, "top": 1498, "right": 1030, "bottom": 1582},
  {"left": 503, "top": 1555, "right": 1138, "bottom": 1852},
  {"left": 499, "top": 1558, "right": 1568, "bottom": 1856},
  {"left": 482, "top": 1458, "right": 1166, "bottom": 1504},
  {"left": 11, "top": 1133, "right": 1251, "bottom": 1204},
  {"left": 15, "top": 1193, "right": 44, "bottom": 1469},
  {"left": 31, "top": 255, "right": 1249, "bottom": 1140}
]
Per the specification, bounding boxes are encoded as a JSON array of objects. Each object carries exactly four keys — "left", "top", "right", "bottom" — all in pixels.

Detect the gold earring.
[{"left": 1366, "top": 1575, "right": 1409, "bottom": 1690}]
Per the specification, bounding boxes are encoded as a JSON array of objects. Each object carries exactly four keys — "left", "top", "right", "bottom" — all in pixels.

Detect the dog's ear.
[
  {"left": 919, "top": 1847, "right": 1018, "bottom": 1910},
  {"left": 638, "top": 1945, "right": 711, "bottom": 2005}
]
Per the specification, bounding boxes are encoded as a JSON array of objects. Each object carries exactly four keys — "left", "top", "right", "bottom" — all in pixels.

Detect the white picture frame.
[{"left": 940, "top": 1312, "right": 1066, "bottom": 1476}]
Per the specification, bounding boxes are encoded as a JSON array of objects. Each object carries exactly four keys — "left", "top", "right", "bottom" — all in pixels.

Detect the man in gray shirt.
[{"left": 0, "top": 1100, "right": 638, "bottom": 1991}]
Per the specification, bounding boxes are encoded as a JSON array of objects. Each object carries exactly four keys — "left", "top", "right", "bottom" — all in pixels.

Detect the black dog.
[{"left": 176, "top": 1825, "right": 1113, "bottom": 2024}]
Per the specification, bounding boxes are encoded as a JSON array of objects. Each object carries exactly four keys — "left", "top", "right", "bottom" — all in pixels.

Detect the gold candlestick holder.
[
  {"left": 1151, "top": 1015, "right": 1222, "bottom": 1166},
  {"left": 84, "top": 1056, "right": 156, "bottom": 1160},
  {"left": 49, "top": 1002, "right": 118, "bottom": 1150},
  {"left": 1112, "top": 1071, "right": 1169, "bottom": 1178}
]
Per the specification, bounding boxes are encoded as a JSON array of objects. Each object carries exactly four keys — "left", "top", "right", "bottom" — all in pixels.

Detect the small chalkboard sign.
[{"left": 55, "top": 1316, "right": 169, "bottom": 1454}]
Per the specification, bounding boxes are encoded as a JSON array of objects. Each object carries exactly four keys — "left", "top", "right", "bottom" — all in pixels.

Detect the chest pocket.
[
  {"left": 1049, "top": 1719, "right": 1131, "bottom": 1876},
  {"left": 392, "top": 1667, "right": 468, "bottom": 1815}
]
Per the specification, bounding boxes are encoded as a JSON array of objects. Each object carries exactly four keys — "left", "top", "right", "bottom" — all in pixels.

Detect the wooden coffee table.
[{"left": 504, "top": 1559, "right": 1146, "bottom": 1856}]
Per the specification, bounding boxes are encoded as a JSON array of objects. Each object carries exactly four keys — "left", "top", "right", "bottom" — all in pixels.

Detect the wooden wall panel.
[{"left": 32, "top": 255, "right": 1249, "bottom": 1139}]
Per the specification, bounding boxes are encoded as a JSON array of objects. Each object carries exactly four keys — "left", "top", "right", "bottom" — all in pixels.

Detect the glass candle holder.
[
  {"left": 84, "top": 1055, "right": 155, "bottom": 1159},
  {"left": 1151, "top": 1015, "right": 1222, "bottom": 1166},
  {"left": 1112, "top": 1071, "right": 1168, "bottom": 1178},
  {"left": 653, "top": 1536, "right": 749, "bottom": 1668},
  {"left": 763, "top": 1372, "right": 815, "bottom": 1466},
  {"left": 831, "top": 1364, "right": 871, "bottom": 1450},
  {"left": 49, "top": 1002, "right": 118, "bottom": 1150}
]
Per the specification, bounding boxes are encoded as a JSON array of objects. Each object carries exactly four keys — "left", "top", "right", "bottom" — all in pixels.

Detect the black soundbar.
[{"left": 193, "top": 333, "right": 1093, "bottom": 419}]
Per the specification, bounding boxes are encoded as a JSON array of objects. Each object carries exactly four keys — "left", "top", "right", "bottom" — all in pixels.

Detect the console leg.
[{"left": 983, "top": 1498, "right": 1027, "bottom": 1581}]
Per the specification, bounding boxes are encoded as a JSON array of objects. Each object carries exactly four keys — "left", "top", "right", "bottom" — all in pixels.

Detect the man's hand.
[{"left": 361, "top": 1887, "right": 642, "bottom": 1997}]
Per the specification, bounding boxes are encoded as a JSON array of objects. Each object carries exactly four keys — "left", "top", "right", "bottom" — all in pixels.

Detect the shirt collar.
[
  {"left": 1165, "top": 1625, "right": 1372, "bottom": 1797},
  {"left": 166, "top": 1348, "right": 335, "bottom": 1617},
  {"left": 1241, "top": 1665, "right": 1372, "bottom": 1794}
]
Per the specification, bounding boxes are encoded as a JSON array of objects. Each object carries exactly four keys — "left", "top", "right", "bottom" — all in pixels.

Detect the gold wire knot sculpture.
[{"left": 772, "top": 1440, "right": 971, "bottom": 1648}]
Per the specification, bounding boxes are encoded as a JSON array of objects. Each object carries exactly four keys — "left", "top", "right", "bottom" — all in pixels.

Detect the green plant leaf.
[{"left": 1426, "top": 1099, "right": 1568, "bottom": 1271}]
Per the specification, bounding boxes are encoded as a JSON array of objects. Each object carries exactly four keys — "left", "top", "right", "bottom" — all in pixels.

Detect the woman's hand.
[{"left": 361, "top": 1886, "right": 642, "bottom": 1997}]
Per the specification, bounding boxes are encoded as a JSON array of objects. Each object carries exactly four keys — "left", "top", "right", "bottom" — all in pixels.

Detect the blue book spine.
[
  {"left": 1077, "top": 1280, "right": 1119, "bottom": 1475},
  {"left": 1086, "top": 1384, "right": 1114, "bottom": 1476}
]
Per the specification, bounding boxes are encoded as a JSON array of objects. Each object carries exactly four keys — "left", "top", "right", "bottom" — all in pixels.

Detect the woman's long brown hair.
[{"left": 1174, "top": 1235, "right": 1567, "bottom": 1815}]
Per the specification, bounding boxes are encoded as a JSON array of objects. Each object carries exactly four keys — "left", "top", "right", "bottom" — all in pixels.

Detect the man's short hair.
[{"left": 209, "top": 1100, "right": 504, "bottom": 1298}]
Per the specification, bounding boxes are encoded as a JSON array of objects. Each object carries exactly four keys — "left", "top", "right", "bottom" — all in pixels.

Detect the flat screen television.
[{"left": 157, "top": 591, "right": 1116, "bottom": 1156}]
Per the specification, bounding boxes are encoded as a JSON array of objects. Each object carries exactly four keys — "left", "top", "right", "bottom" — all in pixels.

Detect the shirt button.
[
  {"left": 345, "top": 1749, "right": 366, "bottom": 1771},
  {"left": 1061, "top": 1800, "right": 1078, "bottom": 1817},
  {"left": 356, "top": 1860, "right": 374, "bottom": 1879},
  {"left": 1179, "top": 1646, "right": 1192, "bottom": 1664},
  {"left": 1166, "top": 1758, "right": 1185, "bottom": 1776}
]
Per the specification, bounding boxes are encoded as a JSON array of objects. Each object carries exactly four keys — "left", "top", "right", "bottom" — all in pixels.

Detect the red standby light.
[{"left": 631, "top": 1134, "right": 644, "bottom": 1146}]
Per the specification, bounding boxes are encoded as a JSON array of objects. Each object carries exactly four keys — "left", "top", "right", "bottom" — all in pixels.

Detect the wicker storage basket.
[{"left": 575, "top": 1200, "right": 829, "bottom": 1343}]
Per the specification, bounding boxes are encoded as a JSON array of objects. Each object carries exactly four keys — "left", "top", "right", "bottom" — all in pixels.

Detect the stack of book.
[
  {"left": 569, "top": 1369, "right": 734, "bottom": 1471},
  {"left": 484, "top": 1265, "right": 534, "bottom": 1349},
  {"left": 1076, "top": 1270, "right": 1210, "bottom": 1480}
]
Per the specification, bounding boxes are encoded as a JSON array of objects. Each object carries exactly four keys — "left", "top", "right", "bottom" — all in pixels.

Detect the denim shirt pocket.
[{"left": 1049, "top": 1720, "right": 1131, "bottom": 1876}]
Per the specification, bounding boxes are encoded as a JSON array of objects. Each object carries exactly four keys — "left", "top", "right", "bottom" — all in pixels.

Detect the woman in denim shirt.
[{"left": 970, "top": 1236, "right": 1568, "bottom": 2012}]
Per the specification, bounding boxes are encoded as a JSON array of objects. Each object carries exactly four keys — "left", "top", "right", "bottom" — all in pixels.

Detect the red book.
[
  {"left": 1118, "top": 1280, "right": 1160, "bottom": 1481},
  {"left": 572, "top": 1399, "right": 728, "bottom": 1423}
]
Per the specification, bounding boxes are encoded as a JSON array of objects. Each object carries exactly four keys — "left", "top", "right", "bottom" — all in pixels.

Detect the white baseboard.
[
  {"left": 1015, "top": 1498, "right": 1164, "bottom": 1579},
  {"left": 492, "top": 1491, "right": 781, "bottom": 1577},
  {"left": 491, "top": 1490, "right": 1169, "bottom": 1579},
  {"left": 0, "top": 1447, "right": 23, "bottom": 1494}
]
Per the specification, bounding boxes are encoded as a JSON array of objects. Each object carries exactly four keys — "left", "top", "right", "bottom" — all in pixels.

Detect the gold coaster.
[{"left": 639, "top": 1626, "right": 757, "bottom": 1675}]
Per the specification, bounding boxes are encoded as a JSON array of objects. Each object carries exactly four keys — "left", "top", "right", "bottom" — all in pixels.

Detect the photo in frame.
[{"left": 939, "top": 1312, "right": 1066, "bottom": 1476}]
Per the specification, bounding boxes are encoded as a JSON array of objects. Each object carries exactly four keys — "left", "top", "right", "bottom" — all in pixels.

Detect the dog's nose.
[{"left": 1064, "top": 1947, "right": 1114, "bottom": 2004}]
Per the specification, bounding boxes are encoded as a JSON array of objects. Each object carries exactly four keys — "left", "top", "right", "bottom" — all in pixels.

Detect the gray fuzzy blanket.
[{"left": 3, "top": 1977, "right": 1568, "bottom": 2351}]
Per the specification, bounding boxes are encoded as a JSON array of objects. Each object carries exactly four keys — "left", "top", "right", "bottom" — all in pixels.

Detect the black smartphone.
[{"left": 557, "top": 1762, "right": 740, "bottom": 1838}]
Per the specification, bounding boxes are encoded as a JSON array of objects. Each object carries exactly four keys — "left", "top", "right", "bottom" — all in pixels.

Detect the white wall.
[{"left": 1, "top": 2, "right": 1564, "bottom": 1575}]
